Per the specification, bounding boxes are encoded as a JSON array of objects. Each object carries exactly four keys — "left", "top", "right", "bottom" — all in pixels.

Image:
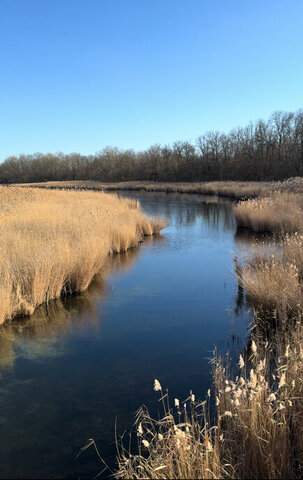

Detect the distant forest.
[{"left": 1, "top": 109, "right": 303, "bottom": 184}]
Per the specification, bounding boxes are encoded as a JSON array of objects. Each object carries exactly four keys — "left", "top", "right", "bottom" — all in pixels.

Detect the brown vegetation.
[
  {"left": 0, "top": 187, "right": 165, "bottom": 325},
  {"left": 116, "top": 321, "right": 303, "bottom": 479},
  {"left": 15, "top": 177, "right": 303, "bottom": 200},
  {"left": 235, "top": 191, "right": 303, "bottom": 233}
]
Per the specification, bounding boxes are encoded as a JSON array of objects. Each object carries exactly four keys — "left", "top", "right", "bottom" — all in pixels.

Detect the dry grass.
[
  {"left": 115, "top": 321, "right": 303, "bottom": 479},
  {"left": 235, "top": 233, "right": 303, "bottom": 317},
  {"left": 235, "top": 192, "right": 303, "bottom": 233},
  {"left": 0, "top": 186, "right": 165, "bottom": 325},
  {"left": 116, "top": 380, "right": 223, "bottom": 480},
  {"left": 214, "top": 323, "right": 303, "bottom": 479},
  {"left": 15, "top": 177, "right": 303, "bottom": 200}
]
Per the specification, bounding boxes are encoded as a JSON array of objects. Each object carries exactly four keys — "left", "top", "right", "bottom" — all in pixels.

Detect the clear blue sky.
[{"left": 0, "top": 0, "right": 303, "bottom": 161}]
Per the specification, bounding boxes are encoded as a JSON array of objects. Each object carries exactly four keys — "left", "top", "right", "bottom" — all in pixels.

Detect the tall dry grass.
[
  {"left": 235, "top": 192, "right": 303, "bottom": 233},
  {"left": 17, "top": 178, "right": 303, "bottom": 200},
  {"left": 0, "top": 186, "right": 165, "bottom": 325},
  {"left": 235, "top": 233, "right": 303, "bottom": 317},
  {"left": 115, "top": 322, "right": 303, "bottom": 479}
]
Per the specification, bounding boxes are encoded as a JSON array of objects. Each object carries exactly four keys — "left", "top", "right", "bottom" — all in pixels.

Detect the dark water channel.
[{"left": 0, "top": 191, "right": 252, "bottom": 478}]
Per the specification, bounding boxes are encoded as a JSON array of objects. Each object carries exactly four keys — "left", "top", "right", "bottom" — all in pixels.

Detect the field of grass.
[
  {"left": 0, "top": 186, "right": 165, "bottom": 325},
  {"left": 15, "top": 177, "right": 303, "bottom": 200}
]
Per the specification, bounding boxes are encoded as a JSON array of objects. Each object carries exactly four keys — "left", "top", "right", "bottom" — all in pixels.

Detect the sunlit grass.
[
  {"left": 0, "top": 186, "right": 165, "bottom": 325},
  {"left": 16, "top": 178, "right": 303, "bottom": 200},
  {"left": 235, "top": 192, "right": 303, "bottom": 233},
  {"left": 115, "top": 322, "right": 303, "bottom": 479}
]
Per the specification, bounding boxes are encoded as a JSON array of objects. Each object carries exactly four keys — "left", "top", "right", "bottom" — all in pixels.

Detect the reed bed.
[
  {"left": 235, "top": 233, "right": 303, "bottom": 317},
  {"left": 235, "top": 192, "right": 303, "bottom": 233},
  {"left": 16, "top": 178, "right": 303, "bottom": 200},
  {"left": 0, "top": 186, "right": 165, "bottom": 325},
  {"left": 115, "top": 322, "right": 303, "bottom": 480}
]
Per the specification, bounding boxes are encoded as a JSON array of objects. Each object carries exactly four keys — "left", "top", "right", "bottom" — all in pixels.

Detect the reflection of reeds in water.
[
  {"left": 119, "top": 191, "right": 236, "bottom": 231},
  {"left": 0, "top": 234, "right": 164, "bottom": 374},
  {"left": 0, "top": 187, "right": 165, "bottom": 325}
]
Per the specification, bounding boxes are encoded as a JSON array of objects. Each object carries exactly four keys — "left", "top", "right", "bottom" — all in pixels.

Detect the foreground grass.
[
  {"left": 116, "top": 326, "right": 303, "bottom": 479},
  {"left": 15, "top": 177, "right": 303, "bottom": 200},
  {"left": 0, "top": 187, "right": 165, "bottom": 325}
]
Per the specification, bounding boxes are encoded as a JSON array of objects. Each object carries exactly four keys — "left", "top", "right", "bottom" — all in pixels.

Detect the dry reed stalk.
[{"left": 0, "top": 186, "right": 165, "bottom": 325}]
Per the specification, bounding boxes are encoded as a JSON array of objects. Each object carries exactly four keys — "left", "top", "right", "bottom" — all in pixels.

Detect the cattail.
[
  {"left": 174, "top": 398, "right": 180, "bottom": 408},
  {"left": 239, "top": 354, "right": 245, "bottom": 369},
  {"left": 153, "top": 379, "right": 162, "bottom": 392}
]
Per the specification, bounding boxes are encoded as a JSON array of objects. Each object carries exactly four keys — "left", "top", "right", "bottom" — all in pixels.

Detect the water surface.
[{"left": 0, "top": 192, "right": 251, "bottom": 478}]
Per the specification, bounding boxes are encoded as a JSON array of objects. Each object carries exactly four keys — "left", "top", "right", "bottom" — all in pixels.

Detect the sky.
[{"left": 0, "top": 0, "right": 303, "bottom": 161}]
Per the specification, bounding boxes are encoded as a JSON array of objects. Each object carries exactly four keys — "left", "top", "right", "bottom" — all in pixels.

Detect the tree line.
[{"left": 1, "top": 109, "right": 303, "bottom": 184}]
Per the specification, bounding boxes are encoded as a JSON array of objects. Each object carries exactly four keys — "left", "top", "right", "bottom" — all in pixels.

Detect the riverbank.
[
  {"left": 114, "top": 188, "right": 303, "bottom": 479},
  {"left": 0, "top": 187, "right": 165, "bottom": 325},
  {"left": 13, "top": 177, "right": 303, "bottom": 200}
]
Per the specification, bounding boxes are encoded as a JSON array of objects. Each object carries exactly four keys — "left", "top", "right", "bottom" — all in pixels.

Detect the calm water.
[{"left": 0, "top": 192, "right": 251, "bottom": 479}]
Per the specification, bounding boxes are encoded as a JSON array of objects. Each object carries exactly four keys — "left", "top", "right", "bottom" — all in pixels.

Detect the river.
[{"left": 0, "top": 191, "right": 251, "bottom": 478}]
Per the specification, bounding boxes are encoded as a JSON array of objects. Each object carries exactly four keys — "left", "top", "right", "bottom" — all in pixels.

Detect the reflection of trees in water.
[
  {"left": 0, "top": 238, "right": 162, "bottom": 374},
  {"left": 119, "top": 191, "right": 236, "bottom": 231}
]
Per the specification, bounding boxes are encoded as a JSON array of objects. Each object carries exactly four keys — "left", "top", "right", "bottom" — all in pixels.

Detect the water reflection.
[
  {"left": 0, "top": 191, "right": 254, "bottom": 479},
  {"left": 118, "top": 190, "right": 236, "bottom": 230},
  {"left": 0, "top": 241, "right": 160, "bottom": 376}
]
